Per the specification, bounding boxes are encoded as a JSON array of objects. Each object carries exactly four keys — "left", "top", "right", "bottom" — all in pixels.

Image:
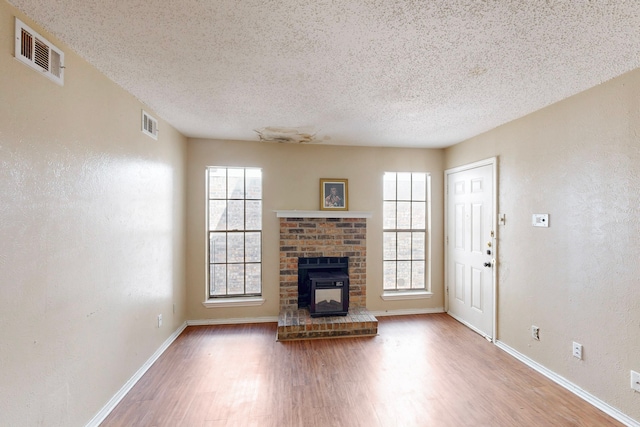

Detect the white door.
[{"left": 445, "top": 160, "right": 495, "bottom": 340}]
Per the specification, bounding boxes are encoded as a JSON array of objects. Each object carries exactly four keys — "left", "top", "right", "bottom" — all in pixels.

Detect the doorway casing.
[{"left": 444, "top": 157, "right": 498, "bottom": 342}]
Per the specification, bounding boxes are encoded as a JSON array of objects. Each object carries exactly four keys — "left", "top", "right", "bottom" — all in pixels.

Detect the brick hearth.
[
  {"left": 277, "top": 307, "right": 377, "bottom": 340},
  {"left": 276, "top": 212, "right": 378, "bottom": 340}
]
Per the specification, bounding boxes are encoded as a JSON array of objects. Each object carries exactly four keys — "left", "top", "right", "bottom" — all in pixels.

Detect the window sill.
[
  {"left": 380, "top": 291, "right": 433, "bottom": 301},
  {"left": 202, "top": 297, "right": 266, "bottom": 308}
]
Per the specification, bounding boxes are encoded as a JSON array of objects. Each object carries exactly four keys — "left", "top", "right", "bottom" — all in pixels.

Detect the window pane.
[
  {"left": 246, "top": 168, "right": 262, "bottom": 199},
  {"left": 246, "top": 232, "right": 261, "bottom": 262},
  {"left": 397, "top": 173, "right": 412, "bottom": 200},
  {"left": 209, "top": 200, "right": 226, "bottom": 231},
  {"left": 397, "top": 202, "right": 411, "bottom": 229},
  {"left": 412, "top": 202, "right": 426, "bottom": 229},
  {"left": 246, "top": 200, "right": 261, "bottom": 230},
  {"left": 246, "top": 263, "right": 261, "bottom": 294},
  {"left": 383, "top": 232, "right": 396, "bottom": 260},
  {"left": 412, "top": 232, "right": 425, "bottom": 260},
  {"left": 397, "top": 232, "right": 411, "bottom": 260},
  {"left": 412, "top": 261, "right": 425, "bottom": 289},
  {"left": 383, "top": 261, "right": 396, "bottom": 290},
  {"left": 227, "top": 200, "right": 244, "bottom": 230},
  {"left": 383, "top": 201, "right": 396, "bottom": 229},
  {"left": 207, "top": 167, "right": 262, "bottom": 298},
  {"left": 227, "top": 168, "right": 245, "bottom": 199},
  {"left": 209, "top": 233, "right": 226, "bottom": 263},
  {"left": 383, "top": 171, "right": 430, "bottom": 293},
  {"left": 397, "top": 261, "right": 411, "bottom": 289},
  {"left": 208, "top": 168, "right": 226, "bottom": 199},
  {"left": 227, "top": 264, "right": 245, "bottom": 295},
  {"left": 412, "top": 173, "right": 426, "bottom": 201},
  {"left": 227, "top": 233, "right": 244, "bottom": 263},
  {"left": 211, "top": 264, "right": 227, "bottom": 296},
  {"left": 383, "top": 172, "right": 396, "bottom": 200}
]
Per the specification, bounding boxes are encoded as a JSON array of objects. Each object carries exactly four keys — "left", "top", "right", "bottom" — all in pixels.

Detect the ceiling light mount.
[{"left": 254, "top": 126, "right": 318, "bottom": 144}]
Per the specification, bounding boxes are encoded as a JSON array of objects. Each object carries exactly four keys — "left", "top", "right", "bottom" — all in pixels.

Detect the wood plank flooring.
[{"left": 100, "top": 314, "right": 624, "bottom": 427}]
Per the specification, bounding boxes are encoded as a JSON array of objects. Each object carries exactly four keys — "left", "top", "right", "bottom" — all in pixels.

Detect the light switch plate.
[{"left": 532, "top": 214, "right": 549, "bottom": 227}]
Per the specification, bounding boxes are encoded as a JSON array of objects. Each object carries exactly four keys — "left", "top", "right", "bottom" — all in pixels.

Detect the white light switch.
[{"left": 532, "top": 214, "right": 549, "bottom": 227}]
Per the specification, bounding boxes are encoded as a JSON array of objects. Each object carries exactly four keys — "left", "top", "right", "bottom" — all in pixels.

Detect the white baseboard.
[
  {"left": 85, "top": 321, "right": 188, "bottom": 427},
  {"left": 187, "top": 316, "right": 278, "bottom": 326},
  {"left": 495, "top": 341, "right": 639, "bottom": 427},
  {"left": 189, "top": 311, "right": 448, "bottom": 324},
  {"left": 370, "top": 307, "right": 445, "bottom": 317}
]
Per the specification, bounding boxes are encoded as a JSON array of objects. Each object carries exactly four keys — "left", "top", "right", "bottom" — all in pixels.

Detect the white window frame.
[
  {"left": 203, "top": 167, "right": 265, "bottom": 308},
  {"left": 381, "top": 172, "right": 433, "bottom": 301}
]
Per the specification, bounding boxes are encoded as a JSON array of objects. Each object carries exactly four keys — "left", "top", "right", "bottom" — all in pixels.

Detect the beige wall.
[
  {"left": 4, "top": 0, "right": 639, "bottom": 423},
  {"left": 445, "top": 69, "right": 640, "bottom": 422},
  {"left": 186, "top": 140, "right": 445, "bottom": 319},
  {"left": 0, "top": 2, "right": 187, "bottom": 426}
]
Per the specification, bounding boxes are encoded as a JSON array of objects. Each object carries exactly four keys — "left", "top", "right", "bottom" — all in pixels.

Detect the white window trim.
[
  {"left": 206, "top": 166, "right": 263, "bottom": 299},
  {"left": 381, "top": 290, "right": 433, "bottom": 301},
  {"left": 202, "top": 296, "right": 266, "bottom": 308},
  {"left": 383, "top": 172, "right": 432, "bottom": 294}
]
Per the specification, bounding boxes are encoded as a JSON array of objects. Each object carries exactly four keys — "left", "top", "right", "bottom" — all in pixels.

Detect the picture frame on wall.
[{"left": 320, "top": 178, "right": 348, "bottom": 211}]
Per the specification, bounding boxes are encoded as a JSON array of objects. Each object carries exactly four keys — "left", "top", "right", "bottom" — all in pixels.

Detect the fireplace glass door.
[{"left": 308, "top": 272, "right": 349, "bottom": 317}]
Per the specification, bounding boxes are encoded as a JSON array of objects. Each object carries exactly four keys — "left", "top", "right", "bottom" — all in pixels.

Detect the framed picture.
[{"left": 320, "top": 178, "right": 348, "bottom": 211}]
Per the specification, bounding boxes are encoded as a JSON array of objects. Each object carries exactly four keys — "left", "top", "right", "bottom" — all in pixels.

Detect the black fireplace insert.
[
  {"left": 297, "top": 257, "right": 349, "bottom": 316},
  {"left": 308, "top": 271, "right": 349, "bottom": 317}
]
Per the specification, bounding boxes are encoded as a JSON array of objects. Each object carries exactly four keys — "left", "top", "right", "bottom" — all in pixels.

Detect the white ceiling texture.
[{"left": 8, "top": 0, "right": 640, "bottom": 148}]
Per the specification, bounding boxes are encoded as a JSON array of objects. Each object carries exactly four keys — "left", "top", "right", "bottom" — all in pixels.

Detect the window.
[
  {"left": 383, "top": 172, "right": 429, "bottom": 291},
  {"left": 207, "top": 167, "right": 262, "bottom": 298}
]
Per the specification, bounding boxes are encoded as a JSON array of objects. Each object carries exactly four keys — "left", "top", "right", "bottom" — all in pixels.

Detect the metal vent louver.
[
  {"left": 142, "top": 111, "right": 158, "bottom": 140},
  {"left": 15, "top": 18, "right": 64, "bottom": 85}
]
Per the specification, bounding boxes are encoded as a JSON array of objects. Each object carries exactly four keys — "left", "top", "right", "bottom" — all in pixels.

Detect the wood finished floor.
[{"left": 100, "top": 314, "right": 624, "bottom": 427}]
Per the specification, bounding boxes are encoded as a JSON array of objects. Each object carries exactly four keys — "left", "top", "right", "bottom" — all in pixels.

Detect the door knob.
[{"left": 483, "top": 262, "right": 492, "bottom": 268}]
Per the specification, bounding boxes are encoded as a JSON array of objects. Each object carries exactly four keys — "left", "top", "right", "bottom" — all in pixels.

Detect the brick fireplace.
[{"left": 276, "top": 211, "right": 378, "bottom": 340}]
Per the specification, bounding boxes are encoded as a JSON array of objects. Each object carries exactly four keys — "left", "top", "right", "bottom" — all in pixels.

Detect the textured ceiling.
[{"left": 8, "top": 0, "right": 640, "bottom": 148}]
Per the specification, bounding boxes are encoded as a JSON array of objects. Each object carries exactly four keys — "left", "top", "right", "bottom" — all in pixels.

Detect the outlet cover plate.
[
  {"left": 632, "top": 370, "right": 640, "bottom": 392},
  {"left": 572, "top": 342, "right": 582, "bottom": 360},
  {"left": 531, "top": 325, "right": 540, "bottom": 340}
]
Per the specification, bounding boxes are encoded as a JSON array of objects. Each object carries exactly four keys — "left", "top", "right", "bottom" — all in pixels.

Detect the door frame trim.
[{"left": 444, "top": 157, "right": 498, "bottom": 342}]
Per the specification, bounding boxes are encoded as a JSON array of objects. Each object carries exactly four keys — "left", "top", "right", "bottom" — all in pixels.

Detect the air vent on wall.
[
  {"left": 14, "top": 18, "right": 64, "bottom": 86},
  {"left": 142, "top": 110, "right": 158, "bottom": 140}
]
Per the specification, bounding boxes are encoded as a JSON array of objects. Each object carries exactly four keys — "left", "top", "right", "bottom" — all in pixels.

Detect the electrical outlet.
[
  {"left": 157, "top": 314, "right": 163, "bottom": 328},
  {"left": 632, "top": 371, "right": 640, "bottom": 392},
  {"left": 531, "top": 325, "right": 540, "bottom": 341},
  {"left": 572, "top": 342, "right": 582, "bottom": 360},
  {"left": 173, "top": 303, "right": 176, "bottom": 314}
]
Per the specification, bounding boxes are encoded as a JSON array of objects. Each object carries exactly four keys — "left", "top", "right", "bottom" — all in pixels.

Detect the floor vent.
[
  {"left": 142, "top": 110, "right": 158, "bottom": 140},
  {"left": 14, "top": 18, "right": 64, "bottom": 86}
]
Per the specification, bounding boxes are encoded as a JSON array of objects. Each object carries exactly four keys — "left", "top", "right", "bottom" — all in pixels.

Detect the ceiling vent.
[
  {"left": 14, "top": 18, "right": 64, "bottom": 86},
  {"left": 142, "top": 110, "right": 158, "bottom": 140}
]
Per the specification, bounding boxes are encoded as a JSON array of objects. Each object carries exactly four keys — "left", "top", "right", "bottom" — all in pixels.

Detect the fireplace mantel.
[{"left": 275, "top": 210, "right": 372, "bottom": 219}]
